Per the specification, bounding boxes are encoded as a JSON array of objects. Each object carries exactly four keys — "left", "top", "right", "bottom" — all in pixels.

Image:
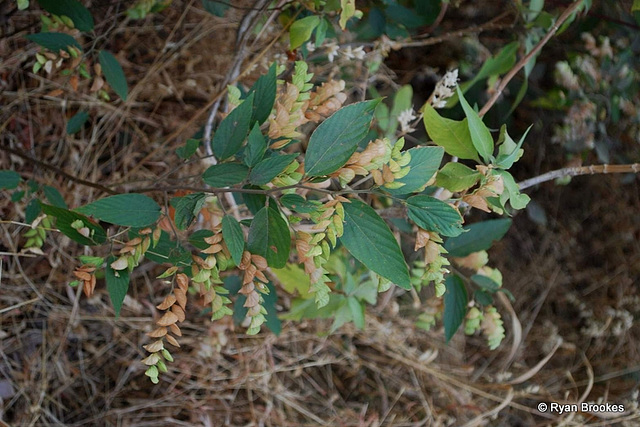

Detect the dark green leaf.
[
  {"left": 66, "top": 110, "right": 89, "bottom": 135},
  {"left": 0, "top": 170, "right": 21, "bottom": 190},
  {"left": 26, "top": 198, "right": 41, "bottom": 224},
  {"left": 248, "top": 63, "right": 276, "bottom": 125},
  {"left": 471, "top": 274, "right": 500, "bottom": 292},
  {"left": 222, "top": 215, "right": 244, "bottom": 266},
  {"left": 244, "top": 124, "right": 267, "bottom": 167},
  {"left": 444, "top": 275, "right": 467, "bottom": 342},
  {"left": 241, "top": 188, "right": 267, "bottom": 215},
  {"left": 43, "top": 185, "right": 67, "bottom": 208},
  {"left": 170, "top": 192, "right": 207, "bottom": 230},
  {"left": 25, "top": 32, "right": 82, "bottom": 53},
  {"left": 436, "top": 162, "right": 481, "bottom": 192},
  {"left": 305, "top": 100, "right": 380, "bottom": 176},
  {"left": 340, "top": 200, "right": 410, "bottom": 289},
  {"left": 11, "top": 190, "right": 25, "bottom": 202},
  {"left": 188, "top": 229, "right": 215, "bottom": 250},
  {"left": 176, "top": 138, "right": 200, "bottom": 159},
  {"left": 423, "top": 104, "right": 479, "bottom": 161},
  {"left": 457, "top": 87, "right": 493, "bottom": 163},
  {"left": 444, "top": 219, "right": 512, "bottom": 257},
  {"left": 37, "top": 0, "right": 94, "bottom": 31},
  {"left": 249, "top": 153, "right": 297, "bottom": 186},
  {"left": 146, "top": 231, "right": 191, "bottom": 266},
  {"left": 99, "top": 50, "right": 128, "bottom": 101},
  {"left": 262, "top": 281, "right": 282, "bottom": 335},
  {"left": 212, "top": 93, "right": 254, "bottom": 160},
  {"left": 202, "top": 163, "right": 249, "bottom": 187},
  {"left": 406, "top": 195, "right": 464, "bottom": 237},
  {"left": 202, "top": 0, "right": 229, "bottom": 16},
  {"left": 75, "top": 194, "right": 161, "bottom": 227},
  {"left": 41, "top": 203, "right": 107, "bottom": 245},
  {"left": 105, "top": 255, "right": 130, "bottom": 318},
  {"left": 474, "top": 289, "right": 493, "bottom": 306},
  {"left": 385, "top": 146, "right": 444, "bottom": 195},
  {"left": 280, "top": 194, "right": 318, "bottom": 213},
  {"left": 247, "top": 205, "right": 291, "bottom": 268}
]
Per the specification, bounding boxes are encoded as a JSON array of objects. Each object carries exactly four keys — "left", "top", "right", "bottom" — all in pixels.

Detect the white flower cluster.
[
  {"left": 431, "top": 69, "right": 458, "bottom": 108},
  {"left": 323, "top": 42, "right": 366, "bottom": 63},
  {"left": 397, "top": 108, "right": 417, "bottom": 133}
]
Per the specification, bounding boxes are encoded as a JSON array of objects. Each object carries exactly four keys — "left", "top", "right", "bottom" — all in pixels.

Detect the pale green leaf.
[
  {"left": 436, "top": 162, "right": 481, "bottom": 192},
  {"left": 423, "top": 104, "right": 479, "bottom": 161},
  {"left": 457, "top": 87, "right": 493, "bottom": 163},
  {"left": 290, "top": 16, "right": 320, "bottom": 50}
]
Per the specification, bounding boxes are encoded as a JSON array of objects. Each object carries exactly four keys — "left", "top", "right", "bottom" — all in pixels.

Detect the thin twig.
[
  {"left": 518, "top": 163, "right": 640, "bottom": 190},
  {"left": 1, "top": 144, "right": 118, "bottom": 195},
  {"left": 478, "top": 0, "right": 585, "bottom": 117}
]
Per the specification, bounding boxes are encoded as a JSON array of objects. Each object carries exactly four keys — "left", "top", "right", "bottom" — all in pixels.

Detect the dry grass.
[{"left": 1, "top": 1, "right": 640, "bottom": 426}]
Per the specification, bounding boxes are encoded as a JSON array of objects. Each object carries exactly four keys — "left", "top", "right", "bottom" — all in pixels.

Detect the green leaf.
[
  {"left": 188, "top": 229, "right": 215, "bottom": 250},
  {"left": 75, "top": 194, "right": 161, "bottom": 227},
  {"left": 263, "top": 281, "right": 282, "bottom": 335},
  {"left": 0, "top": 170, "right": 21, "bottom": 189},
  {"left": 280, "top": 194, "right": 318, "bottom": 213},
  {"left": 241, "top": 188, "right": 267, "bottom": 215},
  {"left": 406, "top": 195, "right": 464, "bottom": 237},
  {"left": 385, "top": 146, "right": 444, "bottom": 195},
  {"left": 202, "top": 163, "right": 249, "bottom": 187},
  {"left": 444, "top": 219, "right": 512, "bottom": 257},
  {"left": 41, "top": 203, "right": 107, "bottom": 245},
  {"left": 634, "top": 0, "right": 640, "bottom": 12},
  {"left": 423, "top": 104, "right": 479, "bottom": 161},
  {"left": 25, "top": 32, "right": 82, "bottom": 53},
  {"left": 305, "top": 100, "right": 380, "bottom": 176},
  {"left": 386, "top": 85, "right": 413, "bottom": 138},
  {"left": 105, "top": 255, "right": 130, "bottom": 318},
  {"left": 495, "top": 125, "right": 531, "bottom": 169},
  {"left": 495, "top": 170, "right": 530, "bottom": 211},
  {"left": 25, "top": 198, "right": 41, "bottom": 224},
  {"left": 290, "top": 15, "right": 321, "bottom": 50},
  {"left": 98, "top": 50, "right": 128, "bottom": 101},
  {"left": 454, "top": 42, "right": 519, "bottom": 100},
  {"left": 247, "top": 205, "right": 291, "bottom": 268},
  {"left": 249, "top": 153, "right": 298, "bottom": 186},
  {"left": 329, "top": 299, "right": 352, "bottom": 333},
  {"left": 202, "top": 0, "right": 229, "bottom": 16},
  {"left": 37, "top": 0, "right": 94, "bottom": 31},
  {"left": 212, "top": 93, "right": 254, "bottom": 160},
  {"left": 436, "top": 162, "right": 481, "bottom": 192},
  {"left": 146, "top": 231, "right": 191, "bottom": 266},
  {"left": 176, "top": 138, "right": 199, "bottom": 159},
  {"left": 347, "top": 296, "right": 365, "bottom": 329},
  {"left": 457, "top": 87, "right": 493, "bottom": 163},
  {"left": 11, "top": 190, "right": 25, "bottom": 203},
  {"left": 471, "top": 274, "right": 500, "bottom": 292},
  {"left": 340, "top": 200, "right": 410, "bottom": 289},
  {"left": 222, "top": 215, "right": 244, "bottom": 266},
  {"left": 444, "top": 275, "right": 468, "bottom": 342},
  {"left": 43, "top": 185, "right": 67, "bottom": 208},
  {"left": 170, "top": 192, "right": 207, "bottom": 230},
  {"left": 272, "top": 263, "right": 311, "bottom": 297},
  {"left": 248, "top": 63, "right": 276, "bottom": 125},
  {"left": 244, "top": 124, "right": 267, "bottom": 167},
  {"left": 66, "top": 110, "right": 89, "bottom": 134}
]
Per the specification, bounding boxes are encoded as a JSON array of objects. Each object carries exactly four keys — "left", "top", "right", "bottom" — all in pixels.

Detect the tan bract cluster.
[{"left": 238, "top": 251, "right": 269, "bottom": 335}]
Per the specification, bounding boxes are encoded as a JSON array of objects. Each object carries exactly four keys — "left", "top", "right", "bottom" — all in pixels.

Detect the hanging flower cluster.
[
  {"left": 142, "top": 271, "right": 189, "bottom": 384},
  {"left": 192, "top": 228, "right": 233, "bottom": 321},
  {"left": 237, "top": 251, "right": 270, "bottom": 335},
  {"left": 412, "top": 228, "right": 450, "bottom": 296},
  {"left": 295, "top": 196, "right": 348, "bottom": 306},
  {"left": 109, "top": 227, "right": 158, "bottom": 273}
]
